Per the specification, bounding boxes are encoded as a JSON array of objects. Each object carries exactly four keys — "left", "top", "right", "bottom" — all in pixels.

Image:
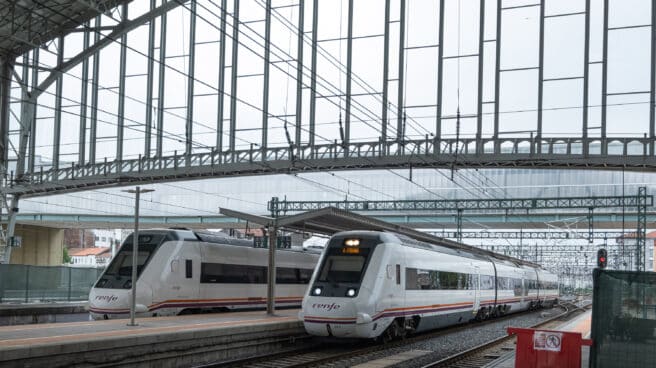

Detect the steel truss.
[{"left": 1, "top": 0, "right": 656, "bottom": 264}]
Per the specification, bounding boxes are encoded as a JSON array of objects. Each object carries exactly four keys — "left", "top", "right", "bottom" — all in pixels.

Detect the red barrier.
[{"left": 507, "top": 327, "right": 593, "bottom": 368}]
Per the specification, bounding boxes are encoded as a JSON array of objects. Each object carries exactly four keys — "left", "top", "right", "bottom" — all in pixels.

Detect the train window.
[
  {"left": 318, "top": 256, "right": 367, "bottom": 283},
  {"left": 396, "top": 265, "right": 401, "bottom": 285},
  {"left": 201, "top": 263, "right": 267, "bottom": 284},
  {"left": 185, "top": 260, "right": 192, "bottom": 278},
  {"left": 276, "top": 267, "right": 314, "bottom": 284},
  {"left": 405, "top": 268, "right": 475, "bottom": 290}
]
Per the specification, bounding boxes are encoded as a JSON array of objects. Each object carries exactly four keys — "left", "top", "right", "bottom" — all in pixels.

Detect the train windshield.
[
  {"left": 318, "top": 254, "right": 367, "bottom": 283},
  {"left": 95, "top": 233, "right": 167, "bottom": 289}
]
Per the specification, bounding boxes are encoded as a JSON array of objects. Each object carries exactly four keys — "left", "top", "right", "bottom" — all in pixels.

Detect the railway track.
[
  {"left": 421, "top": 302, "right": 592, "bottom": 368},
  {"left": 207, "top": 303, "right": 577, "bottom": 368}
]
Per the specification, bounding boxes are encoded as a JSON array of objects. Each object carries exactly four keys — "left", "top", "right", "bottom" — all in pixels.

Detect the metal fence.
[
  {"left": 591, "top": 269, "right": 656, "bottom": 368},
  {"left": 0, "top": 264, "right": 103, "bottom": 303}
]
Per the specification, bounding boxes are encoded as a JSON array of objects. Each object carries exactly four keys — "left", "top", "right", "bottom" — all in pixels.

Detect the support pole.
[
  {"left": 117, "top": 4, "right": 128, "bottom": 162},
  {"left": 397, "top": 0, "right": 406, "bottom": 142},
  {"left": 476, "top": 0, "right": 485, "bottom": 155},
  {"left": 229, "top": 0, "right": 240, "bottom": 152},
  {"left": 583, "top": 0, "right": 591, "bottom": 157},
  {"left": 309, "top": 0, "right": 319, "bottom": 149},
  {"left": 493, "top": 0, "right": 502, "bottom": 154},
  {"left": 536, "top": 0, "right": 544, "bottom": 155},
  {"left": 53, "top": 36, "right": 64, "bottom": 170},
  {"left": 381, "top": 0, "right": 391, "bottom": 143},
  {"left": 79, "top": 23, "right": 90, "bottom": 164},
  {"left": 129, "top": 187, "right": 141, "bottom": 326},
  {"left": 0, "top": 58, "right": 13, "bottom": 174},
  {"left": 89, "top": 16, "right": 101, "bottom": 164},
  {"left": 295, "top": 0, "right": 305, "bottom": 149},
  {"left": 436, "top": 0, "right": 445, "bottom": 141},
  {"left": 650, "top": 0, "right": 656, "bottom": 156},
  {"left": 267, "top": 225, "right": 277, "bottom": 315},
  {"left": 217, "top": 0, "right": 227, "bottom": 152},
  {"left": 344, "top": 0, "right": 354, "bottom": 149},
  {"left": 185, "top": 0, "right": 197, "bottom": 162},
  {"left": 262, "top": 0, "right": 272, "bottom": 152},
  {"left": 145, "top": 0, "right": 156, "bottom": 158},
  {"left": 156, "top": 4, "right": 168, "bottom": 157},
  {"left": 601, "top": 0, "right": 609, "bottom": 156},
  {"left": 28, "top": 49, "right": 39, "bottom": 173}
]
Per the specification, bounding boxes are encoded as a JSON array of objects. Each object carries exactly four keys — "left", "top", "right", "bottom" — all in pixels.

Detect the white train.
[
  {"left": 89, "top": 229, "right": 319, "bottom": 320},
  {"left": 301, "top": 231, "right": 559, "bottom": 340}
]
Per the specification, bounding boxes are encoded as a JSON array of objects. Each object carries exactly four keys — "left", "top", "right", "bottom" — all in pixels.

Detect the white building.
[{"left": 69, "top": 247, "right": 111, "bottom": 267}]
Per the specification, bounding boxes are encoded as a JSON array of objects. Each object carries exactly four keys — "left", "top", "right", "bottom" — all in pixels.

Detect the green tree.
[{"left": 63, "top": 248, "right": 72, "bottom": 264}]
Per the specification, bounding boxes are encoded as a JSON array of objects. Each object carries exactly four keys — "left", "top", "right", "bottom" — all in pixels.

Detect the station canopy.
[
  {"left": 0, "top": 0, "right": 131, "bottom": 59},
  {"left": 220, "top": 206, "right": 540, "bottom": 268}
]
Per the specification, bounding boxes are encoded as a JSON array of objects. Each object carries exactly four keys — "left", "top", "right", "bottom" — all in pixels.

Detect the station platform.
[
  {"left": 0, "top": 309, "right": 306, "bottom": 367},
  {"left": 485, "top": 310, "right": 592, "bottom": 368},
  {"left": 0, "top": 302, "right": 89, "bottom": 325}
]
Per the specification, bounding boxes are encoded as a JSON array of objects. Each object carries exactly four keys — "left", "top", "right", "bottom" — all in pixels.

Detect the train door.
[
  {"left": 386, "top": 248, "right": 405, "bottom": 310},
  {"left": 177, "top": 243, "right": 200, "bottom": 301},
  {"left": 473, "top": 266, "right": 481, "bottom": 314}
]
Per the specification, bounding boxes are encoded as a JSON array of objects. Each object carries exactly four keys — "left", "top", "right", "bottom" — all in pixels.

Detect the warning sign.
[{"left": 533, "top": 331, "right": 563, "bottom": 352}]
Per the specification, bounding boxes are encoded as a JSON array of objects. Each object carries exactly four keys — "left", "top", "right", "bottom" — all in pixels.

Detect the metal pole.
[
  {"left": 295, "top": 0, "right": 305, "bottom": 149},
  {"left": 129, "top": 187, "right": 141, "bottom": 326},
  {"left": 650, "top": 0, "right": 656, "bottom": 156},
  {"left": 493, "top": 0, "right": 502, "bottom": 154},
  {"left": 145, "top": 0, "right": 156, "bottom": 158},
  {"left": 79, "top": 23, "right": 90, "bottom": 164},
  {"left": 117, "top": 4, "right": 128, "bottom": 162},
  {"left": 601, "top": 0, "right": 609, "bottom": 156},
  {"left": 262, "top": 0, "right": 272, "bottom": 152},
  {"left": 267, "top": 225, "right": 277, "bottom": 315},
  {"left": 186, "top": 0, "right": 197, "bottom": 161},
  {"left": 381, "top": 0, "right": 391, "bottom": 142},
  {"left": 583, "top": 0, "right": 590, "bottom": 156},
  {"left": 476, "top": 0, "right": 485, "bottom": 155},
  {"left": 344, "top": 0, "right": 354, "bottom": 148},
  {"left": 436, "top": 0, "right": 445, "bottom": 140},
  {"left": 537, "top": 0, "right": 544, "bottom": 154},
  {"left": 217, "top": 0, "right": 227, "bottom": 152},
  {"left": 309, "top": 0, "right": 319, "bottom": 149},
  {"left": 229, "top": 0, "right": 240, "bottom": 152},
  {"left": 28, "top": 48, "right": 39, "bottom": 173},
  {"left": 156, "top": 4, "right": 168, "bottom": 157},
  {"left": 0, "top": 58, "right": 14, "bottom": 171},
  {"left": 89, "top": 16, "right": 101, "bottom": 164},
  {"left": 53, "top": 36, "right": 64, "bottom": 170},
  {"left": 397, "top": 0, "right": 406, "bottom": 141}
]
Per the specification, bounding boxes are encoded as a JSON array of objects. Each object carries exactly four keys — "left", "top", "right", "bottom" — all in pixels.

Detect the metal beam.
[
  {"left": 0, "top": 58, "right": 13, "bottom": 173},
  {"left": 216, "top": 0, "right": 227, "bottom": 153},
  {"left": 601, "top": 0, "right": 609, "bottom": 155},
  {"left": 651, "top": 0, "right": 656, "bottom": 156},
  {"left": 537, "top": 0, "right": 544, "bottom": 154},
  {"left": 229, "top": 0, "right": 240, "bottom": 152},
  {"left": 116, "top": 4, "right": 128, "bottom": 162},
  {"left": 431, "top": 230, "right": 627, "bottom": 240},
  {"left": 397, "top": 0, "right": 406, "bottom": 142},
  {"left": 381, "top": 0, "right": 390, "bottom": 143},
  {"left": 79, "top": 23, "right": 90, "bottom": 165},
  {"left": 476, "top": 0, "right": 485, "bottom": 155},
  {"left": 493, "top": 0, "right": 502, "bottom": 153},
  {"left": 52, "top": 36, "right": 64, "bottom": 171},
  {"left": 89, "top": 16, "right": 100, "bottom": 164},
  {"left": 144, "top": 0, "right": 156, "bottom": 158},
  {"left": 436, "top": 0, "right": 445, "bottom": 141},
  {"left": 185, "top": 0, "right": 197, "bottom": 161},
  {"left": 309, "top": 0, "right": 318, "bottom": 149},
  {"left": 156, "top": 4, "right": 167, "bottom": 157},
  {"left": 344, "top": 0, "right": 354, "bottom": 149},
  {"left": 294, "top": 0, "right": 305, "bottom": 150},
  {"left": 262, "top": 0, "right": 272, "bottom": 152},
  {"left": 269, "top": 194, "right": 653, "bottom": 214},
  {"left": 583, "top": 0, "right": 590, "bottom": 156},
  {"left": 28, "top": 48, "right": 38, "bottom": 173}
]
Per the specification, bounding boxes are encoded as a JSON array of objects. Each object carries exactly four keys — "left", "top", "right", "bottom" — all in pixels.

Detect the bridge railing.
[{"left": 6, "top": 136, "right": 656, "bottom": 192}]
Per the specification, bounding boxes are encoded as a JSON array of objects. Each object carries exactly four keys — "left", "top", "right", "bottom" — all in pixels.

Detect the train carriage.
[
  {"left": 89, "top": 229, "right": 319, "bottom": 319},
  {"left": 301, "top": 231, "right": 559, "bottom": 340}
]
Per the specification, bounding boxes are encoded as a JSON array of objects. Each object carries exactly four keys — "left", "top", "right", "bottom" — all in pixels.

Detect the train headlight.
[
  {"left": 346, "top": 288, "right": 357, "bottom": 297},
  {"left": 312, "top": 287, "right": 323, "bottom": 296}
]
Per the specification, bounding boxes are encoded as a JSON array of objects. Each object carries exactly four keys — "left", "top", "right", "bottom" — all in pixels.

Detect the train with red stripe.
[
  {"left": 89, "top": 229, "right": 319, "bottom": 320},
  {"left": 301, "top": 231, "right": 558, "bottom": 340}
]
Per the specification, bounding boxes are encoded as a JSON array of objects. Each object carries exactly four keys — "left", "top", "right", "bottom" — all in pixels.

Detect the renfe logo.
[
  {"left": 95, "top": 295, "right": 118, "bottom": 303},
  {"left": 312, "top": 303, "right": 341, "bottom": 311}
]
